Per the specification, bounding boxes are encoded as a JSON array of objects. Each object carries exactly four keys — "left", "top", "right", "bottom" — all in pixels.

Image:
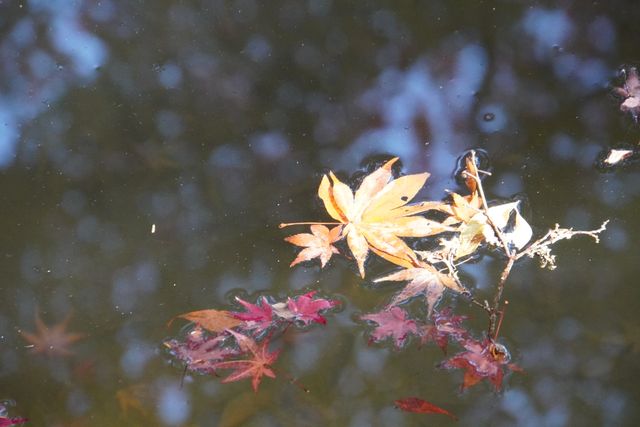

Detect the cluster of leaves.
[
  {"left": 362, "top": 306, "right": 519, "bottom": 391},
  {"left": 281, "top": 152, "right": 606, "bottom": 393},
  {"left": 165, "top": 291, "right": 339, "bottom": 392}
]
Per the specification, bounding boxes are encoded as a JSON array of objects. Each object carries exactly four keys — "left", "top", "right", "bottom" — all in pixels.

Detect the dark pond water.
[{"left": 1, "top": 1, "right": 640, "bottom": 426}]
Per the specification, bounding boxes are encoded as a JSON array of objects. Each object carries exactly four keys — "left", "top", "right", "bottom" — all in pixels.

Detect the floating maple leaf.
[
  {"left": 212, "top": 330, "right": 280, "bottom": 392},
  {"left": 314, "top": 157, "right": 449, "bottom": 277},
  {"left": 284, "top": 225, "right": 342, "bottom": 267},
  {"left": 441, "top": 337, "right": 521, "bottom": 391},
  {"left": 614, "top": 67, "right": 640, "bottom": 121},
  {"left": 361, "top": 306, "right": 418, "bottom": 348},
  {"left": 375, "top": 263, "right": 465, "bottom": 316},
  {"left": 231, "top": 297, "right": 274, "bottom": 333},
  {"left": 394, "top": 397, "right": 458, "bottom": 420},
  {"left": 272, "top": 291, "right": 339, "bottom": 325},
  {"left": 20, "top": 311, "right": 84, "bottom": 357},
  {"left": 420, "top": 308, "right": 468, "bottom": 353},
  {"left": 168, "top": 309, "right": 242, "bottom": 333},
  {"left": 602, "top": 148, "right": 634, "bottom": 166},
  {"left": 440, "top": 200, "right": 532, "bottom": 259}
]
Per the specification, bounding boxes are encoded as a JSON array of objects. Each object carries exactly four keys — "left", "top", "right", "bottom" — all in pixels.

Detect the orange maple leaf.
[
  {"left": 168, "top": 309, "right": 242, "bottom": 333},
  {"left": 284, "top": 224, "right": 342, "bottom": 267}
]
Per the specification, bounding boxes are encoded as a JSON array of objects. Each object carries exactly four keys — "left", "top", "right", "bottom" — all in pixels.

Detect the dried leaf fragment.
[{"left": 603, "top": 148, "right": 634, "bottom": 166}]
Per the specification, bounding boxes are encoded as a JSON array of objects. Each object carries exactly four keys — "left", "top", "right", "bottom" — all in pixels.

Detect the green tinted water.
[{"left": 1, "top": 1, "right": 639, "bottom": 426}]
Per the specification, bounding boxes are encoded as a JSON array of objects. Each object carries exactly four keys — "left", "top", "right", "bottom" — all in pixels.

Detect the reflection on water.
[{"left": 1, "top": 1, "right": 640, "bottom": 425}]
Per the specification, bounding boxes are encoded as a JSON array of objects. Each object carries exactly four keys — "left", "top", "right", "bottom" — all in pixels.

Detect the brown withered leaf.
[
  {"left": 440, "top": 191, "right": 482, "bottom": 226},
  {"left": 284, "top": 224, "right": 342, "bottom": 267},
  {"left": 375, "top": 263, "right": 465, "bottom": 316},
  {"left": 463, "top": 155, "right": 479, "bottom": 193},
  {"left": 169, "top": 309, "right": 242, "bottom": 333},
  {"left": 317, "top": 157, "right": 449, "bottom": 277}
]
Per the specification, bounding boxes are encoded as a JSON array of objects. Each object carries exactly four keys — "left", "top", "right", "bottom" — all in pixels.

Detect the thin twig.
[
  {"left": 489, "top": 256, "right": 515, "bottom": 337},
  {"left": 462, "top": 150, "right": 519, "bottom": 335},
  {"left": 463, "top": 150, "right": 514, "bottom": 257},
  {"left": 279, "top": 221, "right": 340, "bottom": 228},
  {"left": 516, "top": 220, "right": 609, "bottom": 261}
]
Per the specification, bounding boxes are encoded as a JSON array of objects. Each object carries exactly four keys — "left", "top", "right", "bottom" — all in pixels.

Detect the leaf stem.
[{"left": 279, "top": 221, "right": 341, "bottom": 228}]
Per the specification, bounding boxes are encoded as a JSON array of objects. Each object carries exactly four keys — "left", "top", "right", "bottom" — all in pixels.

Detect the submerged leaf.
[
  {"left": 20, "top": 311, "right": 84, "bottom": 357},
  {"left": 375, "top": 264, "right": 464, "bottom": 316},
  {"left": 362, "top": 307, "right": 418, "bottom": 348},
  {"left": 394, "top": 397, "right": 458, "bottom": 420},
  {"left": 164, "top": 326, "right": 236, "bottom": 373},
  {"left": 212, "top": 331, "right": 280, "bottom": 392},
  {"left": 441, "top": 338, "right": 522, "bottom": 391},
  {"left": 420, "top": 308, "right": 468, "bottom": 353}
]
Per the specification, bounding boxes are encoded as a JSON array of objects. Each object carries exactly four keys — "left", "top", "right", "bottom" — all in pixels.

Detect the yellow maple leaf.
[{"left": 316, "top": 158, "right": 450, "bottom": 277}]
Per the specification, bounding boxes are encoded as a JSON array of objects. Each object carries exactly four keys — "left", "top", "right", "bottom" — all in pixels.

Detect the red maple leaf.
[
  {"left": 0, "top": 418, "right": 28, "bottom": 427},
  {"left": 441, "top": 337, "right": 522, "bottom": 391},
  {"left": 361, "top": 307, "right": 418, "bottom": 348},
  {"left": 273, "top": 291, "right": 339, "bottom": 325},
  {"left": 420, "top": 307, "right": 468, "bottom": 353},
  {"left": 164, "top": 326, "right": 237, "bottom": 373},
  {"left": 231, "top": 296, "right": 274, "bottom": 332},
  {"left": 394, "top": 397, "right": 458, "bottom": 420},
  {"left": 0, "top": 403, "right": 27, "bottom": 427},
  {"left": 211, "top": 330, "right": 280, "bottom": 392}
]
